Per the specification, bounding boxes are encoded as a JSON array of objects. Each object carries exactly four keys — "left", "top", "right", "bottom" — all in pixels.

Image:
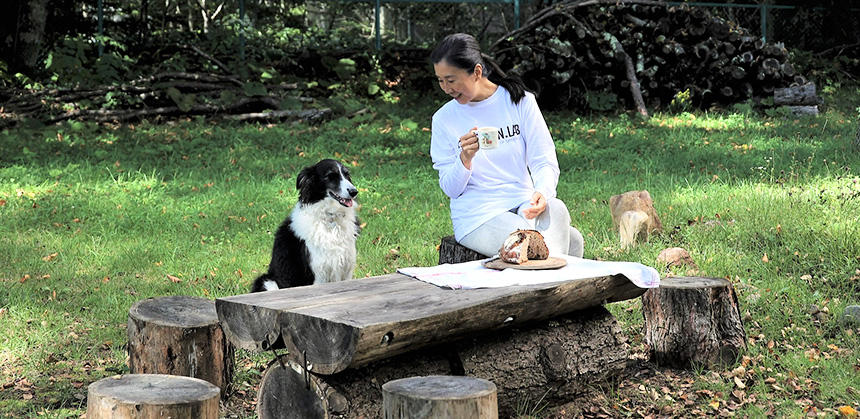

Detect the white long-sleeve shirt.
[{"left": 430, "top": 86, "right": 560, "bottom": 241}]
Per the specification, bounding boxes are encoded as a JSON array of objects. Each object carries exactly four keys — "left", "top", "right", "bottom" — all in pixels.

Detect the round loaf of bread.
[
  {"left": 499, "top": 231, "right": 530, "bottom": 264},
  {"left": 519, "top": 229, "right": 549, "bottom": 260},
  {"left": 498, "top": 229, "right": 548, "bottom": 264}
]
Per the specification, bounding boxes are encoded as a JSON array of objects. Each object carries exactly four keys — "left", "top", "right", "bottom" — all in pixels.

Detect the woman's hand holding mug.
[{"left": 458, "top": 126, "right": 480, "bottom": 169}]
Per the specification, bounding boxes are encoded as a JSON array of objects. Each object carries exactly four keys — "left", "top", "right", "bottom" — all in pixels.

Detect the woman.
[{"left": 429, "top": 33, "right": 584, "bottom": 258}]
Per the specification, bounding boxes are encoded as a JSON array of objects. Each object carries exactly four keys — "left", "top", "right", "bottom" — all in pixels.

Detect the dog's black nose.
[{"left": 348, "top": 187, "right": 358, "bottom": 198}]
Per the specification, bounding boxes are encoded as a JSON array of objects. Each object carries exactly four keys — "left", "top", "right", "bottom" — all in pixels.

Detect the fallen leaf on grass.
[
  {"left": 42, "top": 252, "right": 59, "bottom": 262},
  {"left": 839, "top": 405, "right": 858, "bottom": 418},
  {"left": 167, "top": 274, "right": 181, "bottom": 283}
]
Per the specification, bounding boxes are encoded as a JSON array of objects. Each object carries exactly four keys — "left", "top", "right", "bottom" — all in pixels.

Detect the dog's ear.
[{"left": 296, "top": 166, "right": 315, "bottom": 201}]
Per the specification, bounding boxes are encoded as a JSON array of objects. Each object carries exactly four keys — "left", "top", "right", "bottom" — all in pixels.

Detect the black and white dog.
[{"left": 251, "top": 159, "right": 360, "bottom": 292}]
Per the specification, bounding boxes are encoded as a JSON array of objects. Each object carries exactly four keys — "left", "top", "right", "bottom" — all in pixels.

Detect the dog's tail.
[
  {"left": 250, "top": 273, "right": 276, "bottom": 293},
  {"left": 619, "top": 210, "right": 649, "bottom": 249}
]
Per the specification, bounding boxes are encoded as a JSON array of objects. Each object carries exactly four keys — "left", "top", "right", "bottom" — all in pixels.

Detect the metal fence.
[
  {"left": 301, "top": 0, "right": 533, "bottom": 49},
  {"left": 668, "top": 2, "right": 860, "bottom": 47},
  {"left": 298, "top": 1, "right": 860, "bottom": 51}
]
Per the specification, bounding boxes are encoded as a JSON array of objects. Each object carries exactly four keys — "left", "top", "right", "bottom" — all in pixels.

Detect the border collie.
[{"left": 251, "top": 159, "right": 360, "bottom": 292}]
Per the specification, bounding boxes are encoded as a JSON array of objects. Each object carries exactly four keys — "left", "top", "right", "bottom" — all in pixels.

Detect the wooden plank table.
[{"left": 216, "top": 271, "right": 646, "bottom": 375}]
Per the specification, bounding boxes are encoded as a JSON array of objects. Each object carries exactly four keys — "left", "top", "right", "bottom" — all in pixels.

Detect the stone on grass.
[
  {"left": 843, "top": 305, "right": 860, "bottom": 327},
  {"left": 656, "top": 247, "right": 698, "bottom": 273}
]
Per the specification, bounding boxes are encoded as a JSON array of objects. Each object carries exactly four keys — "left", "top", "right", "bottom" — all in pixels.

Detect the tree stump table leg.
[
  {"left": 87, "top": 374, "right": 220, "bottom": 418},
  {"left": 128, "top": 295, "right": 235, "bottom": 399},
  {"left": 438, "top": 236, "right": 488, "bottom": 265},
  {"left": 642, "top": 276, "right": 747, "bottom": 368},
  {"left": 383, "top": 375, "right": 498, "bottom": 419}
]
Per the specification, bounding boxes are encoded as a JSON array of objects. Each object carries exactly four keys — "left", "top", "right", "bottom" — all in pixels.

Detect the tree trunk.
[
  {"left": 127, "top": 296, "right": 235, "bottom": 399},
  {"left": 255, "top": 306, "right": 628, "bottom": 418},
  {"left": 642, "top": 276, "right": 746, "bottom": 368},
  {"left": 10, "top": 0, "right": 49, "bottom": 73},
  {"left": 383, "top": 376, "right": 498, "bottom": 419},
  {"left": 87, "top": 374, "right": 220, "bottom": 419}
]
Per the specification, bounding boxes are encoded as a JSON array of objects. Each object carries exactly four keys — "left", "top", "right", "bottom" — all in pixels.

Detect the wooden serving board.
[{"left": 483, "top": 256, "right": 567, "bottom": 271}]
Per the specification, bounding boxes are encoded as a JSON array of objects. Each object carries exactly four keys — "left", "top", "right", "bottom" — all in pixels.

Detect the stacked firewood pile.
[{"left": 491, "top": 0, "right": 808, "bottom": 113}]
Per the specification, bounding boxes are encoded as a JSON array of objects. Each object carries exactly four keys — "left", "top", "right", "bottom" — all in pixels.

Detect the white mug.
[{"left": 473, "top": 126, "right": 499, "bottom": 150}]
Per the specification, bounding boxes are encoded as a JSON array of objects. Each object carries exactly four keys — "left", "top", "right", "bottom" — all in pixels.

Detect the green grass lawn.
[{"left": 1, "top": 87, "right": 859, "bottom": 417}]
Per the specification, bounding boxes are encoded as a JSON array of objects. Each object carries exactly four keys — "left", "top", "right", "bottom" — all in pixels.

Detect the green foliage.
[
  {"left": 165, "top": 87, "right": 196, "bottom": 112},
  {"left": 669, "top": 88, "right": 692, "bottom": 112},
  {"left": 790, "top": 47, "right": 860, "bottom": 85},
  {"left": 330, "top": 58, "right": 357, "bottom": 81},
  {"left": 45, "top": 35, "right": 136, "bottom": 87},
  {"left": 584, "top": 89, "right": 618, "bottom": 112},
  {"left": 763, "top": 105, "right": 794, "bottom": 118},
  {"left": 241, "top": 81, "right": 268, "bottom": 97}
]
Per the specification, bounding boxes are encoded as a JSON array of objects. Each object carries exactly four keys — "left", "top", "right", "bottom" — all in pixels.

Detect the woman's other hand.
[
  {"left": 522, "top": 192, "right": 547, "bottom": 219},
  {"left": 459, "top": 127, "right": 479, "bottom": 169}
]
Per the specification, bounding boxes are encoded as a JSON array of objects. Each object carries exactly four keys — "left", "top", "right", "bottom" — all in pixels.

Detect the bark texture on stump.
[
  {"left": 786, "top": 105, "right": 819, "bottom": 116},
  {"left": 128, "top": 295, "right": 235, "bottom": 398},
  {"left": 642, "top": 276, "right": 746, "bottom": 368},
  {"left": 438, "top": 235, "right": 488, "bottom": 265},
  {"left": 383, "top": 376, "right": 498, "bottom": 419},
  {"left": 774, "top": 82, "right": 818, "bottom": 105},
  {"left": 255, "top": 306, "right": 627, "bottom": 418},
  {"left": 87, "top": 374, "right": 220, "bottom": 419}
]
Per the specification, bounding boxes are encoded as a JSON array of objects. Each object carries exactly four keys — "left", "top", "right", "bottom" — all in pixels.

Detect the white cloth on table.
[{"left": 397, "top": 255, "right": 660, "bottom": 290}]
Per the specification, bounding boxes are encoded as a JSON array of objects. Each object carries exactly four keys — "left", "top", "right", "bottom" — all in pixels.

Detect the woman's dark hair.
[{"left": 430, "top": 33, "right": 528, "bottom": 104}]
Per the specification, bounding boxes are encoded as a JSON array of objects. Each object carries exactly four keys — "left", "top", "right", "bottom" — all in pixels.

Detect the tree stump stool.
[
  {"left": 438, "top": 236, "right": 488, "bottom": 265},
  {"left": 128, "top": 296, "right": 234, "bottom": 398},
  {"left": 87, "top": 374, "right": 220, "bottom": 418},
  {"left": 383, "top": 375, "right": 498, "bottom": 419},
  {"left": 642, "top": 276, "right": 747, "bottom": 368}
]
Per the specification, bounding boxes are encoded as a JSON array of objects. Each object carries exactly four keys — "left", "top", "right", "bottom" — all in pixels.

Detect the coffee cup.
[{"left": 473, "top": 127, "right": 499, "bottom": 150}]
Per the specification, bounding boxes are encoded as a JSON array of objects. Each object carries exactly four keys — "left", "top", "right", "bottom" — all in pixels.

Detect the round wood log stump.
[
  {"left": 642, "top": 276, "right": 747, "bottom": 368},
  {"left": 438, "top": 236, "right": 488, "bottom": 265},
  {"left": 383, "top": 375, "right": 498, "bottom": 419},
  {"left": 128, "top": 296, "right": 235, "bottom": 399},
  {"left": 255, "top": 306, "right": 627, "bottom": 418},
  {"left": 87, "top": 374, "right": 220, "bottom": 418}
]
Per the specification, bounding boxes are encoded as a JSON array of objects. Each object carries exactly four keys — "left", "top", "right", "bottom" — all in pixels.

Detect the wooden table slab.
[{"left": 216, "top": 272, "right": 645, "bottom": 375}]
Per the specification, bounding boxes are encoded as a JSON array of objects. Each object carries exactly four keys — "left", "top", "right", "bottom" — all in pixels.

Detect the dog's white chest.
[{"left": 290, "top": 200, "right": 357, "bottom": 284}]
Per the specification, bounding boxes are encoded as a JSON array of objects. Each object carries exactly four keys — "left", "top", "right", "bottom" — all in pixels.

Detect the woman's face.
[{"left": 434, "top": 59, "right": 481, "bottom": 104}]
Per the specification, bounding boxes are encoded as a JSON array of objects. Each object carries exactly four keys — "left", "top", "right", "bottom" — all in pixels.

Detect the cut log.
[
  {"left": 255, "top": 306, "right": 628, "bottom": 418},
  {"left": 774, "top": 82, "right": 818, "bottom": 105},
  {"left": 86, "top": 374, "right": 220, "bottom": 419},
  {"left": 438, "top": 235, "right": 488, "bottom": 265},
  {"left": 609, "top": 190, "right": 662, "bottom": 248},
  {"left": 383, "top": 376, "right": 498, "bottom": 419},
  {"left": 127, "top": 296, "right": 235, "bottom": 398},
  {"left": 217, "top": 273, "right": 646, "bottom": 375},
  {"left": 642, "top": 276, "right": 746, "bottom": 368},
  {"left": 786, "top": 105, "right": 819, "bottom": 116}
]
